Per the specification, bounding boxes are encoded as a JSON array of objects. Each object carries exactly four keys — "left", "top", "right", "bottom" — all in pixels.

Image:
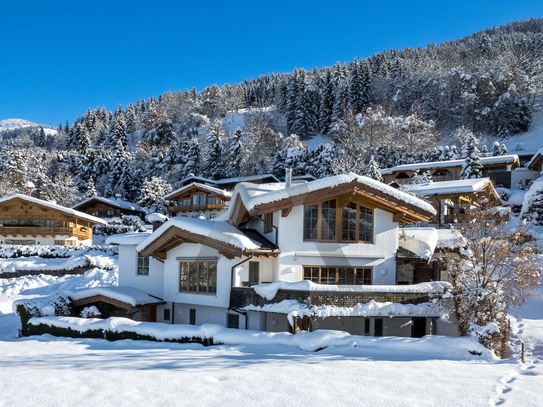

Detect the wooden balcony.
[
  {"left": 444, "top": 214, "right": 470, "bottom": 224},
  {"left": 168, "top": 203, "right": 227, "bottom": 214},
  {"left": 0, "top": 226, "right": 92, "bottom": 240}
]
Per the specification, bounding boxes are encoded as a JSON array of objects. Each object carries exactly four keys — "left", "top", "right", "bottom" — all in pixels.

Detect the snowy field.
[{"left": 0, "top": 265, "right": 542, "bottom": 406}]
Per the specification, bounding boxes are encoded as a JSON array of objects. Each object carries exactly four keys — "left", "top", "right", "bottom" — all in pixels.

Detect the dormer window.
[{"left": 303, "top": 200, "right": 373, "bottom": 243}]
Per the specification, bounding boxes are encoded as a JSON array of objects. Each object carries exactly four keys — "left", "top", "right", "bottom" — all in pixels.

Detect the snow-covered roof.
[
  {"left": 252, "top": 280, "right": 451, "bottom": 301},
  {"left": 72, "top": 196, "right": 140, "bottom": 212},
  {"left": 409, "top": 178, "right": 494, "bottom": 196},
  {"left": 381, "top": 155, "right": 519, "bottom": 175},
  {"left": 527, "top": 148, "right": 543, "bottom": 170},
  {"left": 398, "top": 227, "right": 439, "bottom": 259},
  {"left": 147, "top": 213, "right": 169, "bottom": 223},
  {"left": 0, "top": 194, "right": 107, "bottom": 225},
  {"left": 106, "top": 231, "right": 152, "bottom": 245},
  {"left": 136, "top": 217, "right": 267, "bottom": 253},
  {"left": 68, "top": 286, "right": 163, "bottom": 307},
  {"left": 214, "top": 174, "right": 280, "bottom": 185},
  {"left": 435, "top": 229, "right": 467, "bottom": 250},
  {"left": 243, "top": 299, "right": 445, "bottom": 318},
  {"left": 244, "top": 173, "right": 436, "bottom": 215},
  {"left": 164, "top": 182, "right": 232, "bottom": 200}
]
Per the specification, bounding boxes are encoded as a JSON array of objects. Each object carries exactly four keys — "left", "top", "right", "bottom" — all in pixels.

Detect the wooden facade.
[
  {"left": 0, "top": 196, "right": 105, "bottom": 245},
  {"left": 167, "top": 184, "right": 231, "bottom": 215},
  {"left": 72, "top": 197, "right": 141, "bottom": 219},
  {"left": 382, "top": 157, "right": 519, "bottom": 185}
]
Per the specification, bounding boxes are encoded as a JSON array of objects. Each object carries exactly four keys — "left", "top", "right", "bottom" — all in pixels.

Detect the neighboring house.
[
  {"left": 165, "top": 183, "right": 232, "bottom": 220},
  {"left": 407, "top": 178, "right": 500, "bottom": 227},
  {"left": 71, "top": 196, "right": 142, "bottom": 220},
  {"left": 382, "top": 155, "right": 519, "bottom": 188},
  {"left": 0, "top": 194, "right": 107, "bottom": 246},
  {"left": 110, "top": 173, "right": 461, "bottom": 338},
  {"left": 174, "top": 174, "right": 280, "bottom": 191}
]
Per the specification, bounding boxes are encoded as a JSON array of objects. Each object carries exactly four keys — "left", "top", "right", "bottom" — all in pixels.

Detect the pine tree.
[
  {"left": 204, "top": 120, "right": 225, "bottom": 180},
  {"left": 138, "top": 176, "right": 172, "bottom": 215},
  {"left": 460, "top": 133, "right": 483, "bottom": 179},
  {"left": 481, "top": 145, "right": 489, "bottom": 157},
  {"left": 500, "top": 143, "right": 508, "bottom": 156},
  {"left": 35, "top": 127, "right": 47, "bottom": 148},
  {"left": 363, "top": 155, "right": 384, "bottom": 182},
  {"left": 184, "top": 137, "right": 201, "bottom": 177},
  {"left": 492, "top": 141, "right": 501, "bottom": 156},
  {"left": 86, "top": 176, "right": 97, "bottom": 198},
  {"left": 225, "top": 128, "right": 243, "bottom": 178}
]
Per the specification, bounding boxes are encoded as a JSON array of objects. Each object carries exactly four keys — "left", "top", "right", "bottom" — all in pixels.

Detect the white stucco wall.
[
  {"left": 117, "top": 245, "right": 164, "bottom": 299},
  {"left": 511, "top": 168, "right": 540, "bottom": 187},
  {"left": 274, "top": 206, "right": 398, "bottom": 285},
  {"left": 163, "top": 243, "right": 239, "bottom": 309}
]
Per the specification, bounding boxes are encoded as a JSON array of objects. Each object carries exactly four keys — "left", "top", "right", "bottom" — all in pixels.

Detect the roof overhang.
[
  {"left": 139, "top": 225, "right": 279, "bottom": 260},
  {"left": 251, "top": 180, "right": 435, "bottom": 225},
  {"left": 165, "top": 182, "right": 232, "bottom": 201},
  {"left": 0, "top": 195, "right": 107, "bottom": 225}
]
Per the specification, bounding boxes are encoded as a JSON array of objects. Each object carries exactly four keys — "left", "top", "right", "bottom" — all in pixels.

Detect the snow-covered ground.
[{"left": 0, "top": 261, "right": 542, "bottom": 406}]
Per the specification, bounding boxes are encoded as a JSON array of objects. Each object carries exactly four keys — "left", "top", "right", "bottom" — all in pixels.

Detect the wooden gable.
[
  {"left": 250, "top": 180, "right": 435, "bottom": 225},
  {"left": 168, "top": 184, "right": 231, "bottom": 202}
]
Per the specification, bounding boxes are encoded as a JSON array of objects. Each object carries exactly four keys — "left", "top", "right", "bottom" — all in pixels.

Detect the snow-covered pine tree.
[
  {"left": 459, "top": 133, "right": 483, "bottom": 179},
  {"left": 184, "top": 137, "right": 201, "bottom": 178},
  {"left": 86, "top": 176, "right": 97, "bottom": 198},
  {"left": 500, "top": 143, "right": 508, "bottom": 156},
  {"left": 318, "top": 69, "right": 334, "bottom": 135},
  {"left": 481, "top": 145, "right": 489, "bottom": 157},
  {"left": 138, "top": 176, "right": 172, "bottom": 216},
  {"left": 492, "top": 141, "right": 501, "bottom": 156},
  {"left": 35, "top": 127, "right": 47, "bottom": 148},
  {"left": 225, "top": 128, "right": 243, "bottom": 178},
  {"left": 363, "top": 155, "right": 384, "bottom": 182}
]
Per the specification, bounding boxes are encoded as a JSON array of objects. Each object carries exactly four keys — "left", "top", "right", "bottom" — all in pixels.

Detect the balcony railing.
[
  {"left": 168, "top": 203, "right": 227, "bottom": 213},
  {"left": 443, "top": 214, "right": 470, "bottom": 224},
  {"left": 0, "top": 226, "right": 91, "bottom": 240}
]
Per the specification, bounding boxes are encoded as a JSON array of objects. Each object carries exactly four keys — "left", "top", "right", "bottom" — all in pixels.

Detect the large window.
[
  {"left": 31, "top": 219, "right": 60, "bottom": 227},
  {"left": 0, "top": 219, "right": 24, "bottom": 226},
  {"left": 179, "top": 261, "right": 217, "bottom": 294},
  {"left": 304, "top": 200, "right": 373, "bottom": 243},
  {"left": 137, "top": 252, "right": 149, "bottom": 275},
  {"left": 303, "top": 266, "right": 372, "bottom": 285}
]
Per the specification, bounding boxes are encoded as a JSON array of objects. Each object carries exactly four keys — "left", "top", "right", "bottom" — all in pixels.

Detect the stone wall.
[{"left": 396, "top": 261, "right": 415, "bottom": 284}]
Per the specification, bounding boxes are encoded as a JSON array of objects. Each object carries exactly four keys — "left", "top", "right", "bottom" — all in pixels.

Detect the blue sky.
[{"left": 0, "top": 0, "right": 541, "bottom": 127}]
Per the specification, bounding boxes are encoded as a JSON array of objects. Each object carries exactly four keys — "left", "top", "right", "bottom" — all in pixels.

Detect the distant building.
[
  {"left": 0, "top": 194, "right": 106, "bottom": 246},
  {"left": 71, "top": 196, "right": 142, "bottom": 220},
  {"left": 382, "top": 155, "right": 519, "bottom": 188}
]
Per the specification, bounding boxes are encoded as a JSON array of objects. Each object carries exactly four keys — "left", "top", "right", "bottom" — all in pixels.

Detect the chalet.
[
  {"left": 110, "top": 173, "right": 459, "bottom": 338},
  {"left": 0, "top": 194, "right": 107, "bottom": 246},
  {"left": 408, "top": 178, "right": 500, "bottom": 227},
  {"left": 165, "top": 183, "right": 232, "bottom": 220},
  {"left": 382, "top": 155, "right": 519, "bottom": 188},
  {"left": 71, "top": 196, "right": 142, "bottom": 220},
  {"left": 174, "top": 174, "right": 280, "bottom": 191}
]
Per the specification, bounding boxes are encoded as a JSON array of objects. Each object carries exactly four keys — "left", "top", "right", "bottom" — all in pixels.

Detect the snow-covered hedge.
[
  {"left": 14, "top": 293, "right": 73, "bottom": 335},
  {"left": 0, "top": 245, "right": 118, "bottom": 259},
  {"left": 93, "top": 224, "right": 134, "bottom": 236}
]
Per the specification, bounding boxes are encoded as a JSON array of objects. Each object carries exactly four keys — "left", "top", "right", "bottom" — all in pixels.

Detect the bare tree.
[{"left": 452, "top": 208, "right": 542, "bottom": 357}]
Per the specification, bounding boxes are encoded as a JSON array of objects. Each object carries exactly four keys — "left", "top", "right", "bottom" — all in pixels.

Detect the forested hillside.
[{"left": 1, "top": 18, "right": 542, "bottom": 211}]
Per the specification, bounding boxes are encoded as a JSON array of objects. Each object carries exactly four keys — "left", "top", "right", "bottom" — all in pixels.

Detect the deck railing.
[
  {"left": 0, "top": 226, "right": 91, "bottom": 240},
  {"left": 168, "top": 203, "right": 227, "bottom": 213}
]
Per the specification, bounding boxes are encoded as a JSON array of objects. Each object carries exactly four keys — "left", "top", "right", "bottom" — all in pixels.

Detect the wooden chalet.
[
  {"left": 165, "top": 182, "right": 232, "bottom": 217},
  {"left": 382, "top": 155, "right": 519, "bottom": 188},
  {"left": 408, "top": 178, "right": 500, "bottom": 226},
  {"left": 71, "top": 196, "right": 142, "bottom": 219},
  {"left": 0, "top": 194, "right": 107, "bottom": 246}
]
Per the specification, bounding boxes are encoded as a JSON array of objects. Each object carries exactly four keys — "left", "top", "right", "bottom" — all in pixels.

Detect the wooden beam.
[
  {"left": 393, "top": 213, "right": 406, "bottom": 223},
  {"left": 153, "top": 251, "right": 167, "bottom": 260},
  {"left": 72, "top": 294, "right": 133, "bottom": 310},
  {"left": 281, "top": 207, "right": 292, "bottom": 217}
]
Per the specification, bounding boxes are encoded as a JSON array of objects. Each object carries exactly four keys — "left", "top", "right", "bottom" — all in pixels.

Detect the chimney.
[
  {"left": 24, "top": 181, "right": 35, "bottom": 196},
  {"left": 285, "top": 168, "right": 292, "bottom": 188}
]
